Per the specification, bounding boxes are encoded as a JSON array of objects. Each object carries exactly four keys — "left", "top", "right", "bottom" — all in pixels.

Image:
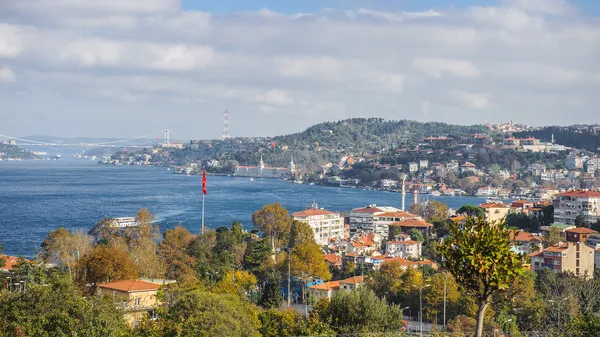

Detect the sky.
[{"left": 1, "top": 0, "right": 599, "bottom": 140}]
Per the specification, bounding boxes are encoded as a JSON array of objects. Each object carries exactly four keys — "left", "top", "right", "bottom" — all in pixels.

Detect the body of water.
[{"left": 1, "top": 157, "right": 492, "bottom": 257}]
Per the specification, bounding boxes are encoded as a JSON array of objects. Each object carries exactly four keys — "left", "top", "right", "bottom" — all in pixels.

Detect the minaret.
[
  {"left": 401, "top": 174, "right": 407, "bottom": 211},
  {"left": 413, "top": 190, "right": 419, "bottom": 206},
  {"left": 290, "top": 155, "right": 296, "bottom": 174},
  {"left": 259, "top": 154, "right": 265, "bottom": 170}
]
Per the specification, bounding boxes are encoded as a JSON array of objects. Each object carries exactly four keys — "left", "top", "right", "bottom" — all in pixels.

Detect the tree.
[
  {"left": 410, "top": 229, "right": 425, "bottom": 242},
  {"left": 421, "top": 201, "right": 450, "bottom": 223},
  {"left": 367, "top": 259, "right": 404, "bottom": 299},
  {"left": 0, "top": 273, "right": 129, "bottom": 336},
  {"left": 77, "top": 245, "right": 139, "bottom": 293},
  {"left": 289, "top": 220, "right": 316, "bottom": 248},
  {"left": 158, "top": 226, "right": 197, "bottom": 281},
  {"left": 456, "top": 204, "right": 484, "bottom": 218},
  {"left": 159, "top": 283, "right": 261, "bottom": 337},
  {"left": 547, "top": 226, "right": 562, "bottom": 246},
  {"left": 319, "top": 287, "right": 404, "bottom": 334},
  {"left": 40, "top": 228, "right": 92, "bottom": 279},
  {"left": 437, "top": 217, "right": 528, "bottom": 337},
  {"left": 258, "top": 309, "right": 334, "bottom": 337},
  {"left": 424, "top": 272, "right": 461, "bottom": 322},
  {"left": 0, "top": 244, "right": 4, "bottom": 270},
  {"left": 243, "top": 238, "right": 272, "bottom": 281},
  {"left": 252, "top": 203, "right": 292, "bottom": 253},
  {"left": 260, "top": 272, "right": 283, "bottom": 309}
]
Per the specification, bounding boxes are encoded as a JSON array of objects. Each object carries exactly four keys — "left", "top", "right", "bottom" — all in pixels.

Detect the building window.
[
  {"left": 135, "top": 298, "right": 141, "bottom": 306},
  {"left": 554, "top": 260, "right": 560, "bottom": 265}
]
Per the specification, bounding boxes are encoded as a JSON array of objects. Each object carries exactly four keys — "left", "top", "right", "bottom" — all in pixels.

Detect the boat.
[
  {"left": 429, "top": 191, "right": 441, "bottom": 196},
  {"left": 51, "top": 153, "right": 62, "bottom": 160},
  {"left": 167, "top": 167, "right": 171, "bottom": 171},
  {"left": 250, "top": 178, "right": 254, "bottom": 182},
  {"left": 309, "top": 182, "right": 315, "bottom": 186}
]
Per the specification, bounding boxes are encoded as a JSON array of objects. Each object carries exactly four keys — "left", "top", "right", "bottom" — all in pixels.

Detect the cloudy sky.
[{"left": 1, "top": 0, "right": 599, "bottom": 140}]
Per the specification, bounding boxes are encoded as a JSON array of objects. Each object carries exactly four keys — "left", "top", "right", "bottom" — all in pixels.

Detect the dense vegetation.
[
  {"left": 0, "top": 143, "right": 39, "bottom": 160},
  {"left": 3, "top": 205, "right": 600, "bottom": 336},
  {"left": 514, "top": 125, "right": 600, "bottom": 153}
]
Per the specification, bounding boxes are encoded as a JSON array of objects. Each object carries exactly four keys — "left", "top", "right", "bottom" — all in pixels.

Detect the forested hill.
[
  {"left": 275, "top": 118, "right": 490, "bottom": 152},
  {"left": 0, "top": 143, "right": 40, "bottom": 160},
  {"left": 138, "top": 118, "right": 491, "bottom": 169},
  {"left": 514, "top": 125, "right": 600, "bottom": 153}
]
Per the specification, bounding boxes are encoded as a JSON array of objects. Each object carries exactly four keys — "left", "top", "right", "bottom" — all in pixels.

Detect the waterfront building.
[
  {"left": 234, "top": 155, "right": 294, "bottom": 178},
  {"left": 291, "top": 202, "right": 344, "bottom": 246},
  {"left": 553, "top": 190, "right": 600, "bottom": 226}
]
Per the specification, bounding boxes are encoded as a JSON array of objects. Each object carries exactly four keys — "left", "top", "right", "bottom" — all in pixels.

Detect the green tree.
[
  {"left": 424, "top": 272, "right": 461, "bottom": 322},
  {"left": 260, "top": 272, "right": 283, "bottom": 309},
  {"left": 410, "top": 229, "right": 425, "bottom": 242},
  {"left": 158, "top": 226, "right": 197, "bottom": 281},
  {"left": 259, "top": 309, "right": 334, "bottom": 337},
  {"left": 243, "top": 238, "right": 272, "bottom": 281},
  {"left": 438, "top": 217, "right": 528, "bottom": 337},
  {"left": 252, "top": 203, "right": 292, "bottom": 253},
  {"left": 319, "top": 287, "right": 404, "bottom": 334},
  {"left": 40, "top": 228, "right": 92, "bottom": 279},
  {"left": 289, "top": 220, "right": 316, "bottom": 248},
  {"left": 456, "top": 204, "right": 484, "bottom": 218}
]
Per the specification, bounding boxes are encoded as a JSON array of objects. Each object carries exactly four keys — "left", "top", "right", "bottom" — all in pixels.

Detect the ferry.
[
  {"left": 429, "top": 191, "right": 441, "bottom": 196},
  {"left": 250, "top": 177, "right": 254, "bottom": 182}
]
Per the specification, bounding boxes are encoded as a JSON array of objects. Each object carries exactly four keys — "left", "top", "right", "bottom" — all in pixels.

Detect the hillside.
[
  {"left": 514, "top": 125, "right": 600, "bottom": 153},
  {"left": 116, "top": 118, "right": 492, "bottom": 169},
  {"left": 0, "top": 143, "right": 40, "bottom": 160}
]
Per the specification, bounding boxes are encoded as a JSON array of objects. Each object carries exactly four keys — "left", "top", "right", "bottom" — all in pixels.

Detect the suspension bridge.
[{"left": 0, "top": 129, "right": 188, "bottom": 148}]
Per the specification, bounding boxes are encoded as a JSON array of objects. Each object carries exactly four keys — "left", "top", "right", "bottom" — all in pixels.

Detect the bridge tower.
[
  {"left": 164, "top": 129, "right": 170, "bottom": 145},
  {"left": 223, "top": 110, "right": 230, "bottom": 140}
]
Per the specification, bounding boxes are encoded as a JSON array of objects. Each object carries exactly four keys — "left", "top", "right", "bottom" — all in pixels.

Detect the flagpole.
[{"left": 201, "top": 193, "right": 205, "bottom": 235}]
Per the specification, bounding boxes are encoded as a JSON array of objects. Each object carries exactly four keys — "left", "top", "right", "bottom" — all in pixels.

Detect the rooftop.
[
  {"left": 309, "top": 281, "right": 340, "bottom": 291},
  {"left": 557, "top": 190, "right": 600, "bottom": 198},
  {"left": 98, "top": 279, "right": 160, "bottom": 293},
  {"left": 479, "top": 202, "right": 508, "bottom": 209},
  {"left": 339, "top": 276, "right": 365, "bottom": 285},
  {"left": 566, "top": 227, "right": 598, "bottom": 234},
  {"left": 389, "top": 219, "right": 433, "bottom": 228},
  {"left": 292, "top": 209, "right": 338, "bottom": 217}
]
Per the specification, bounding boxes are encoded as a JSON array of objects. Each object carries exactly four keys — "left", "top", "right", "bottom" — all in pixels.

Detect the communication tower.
[{"left": 223, "top": 110, "right": 230, "bottom": 140}]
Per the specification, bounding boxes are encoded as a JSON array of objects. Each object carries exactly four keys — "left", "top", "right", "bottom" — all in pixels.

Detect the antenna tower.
[{"left": 222, "top": 110, "right": 230, "bottom": 140}]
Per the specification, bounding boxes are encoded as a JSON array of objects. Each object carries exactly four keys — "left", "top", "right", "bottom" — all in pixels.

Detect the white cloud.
[
  {"left": 255, "top": 89, "right": 295, "bottom": 106},
  {"left": 0, "top": 0, "right": 598, "bottom": 138},
  {"left": 452, "top": 91, "right": 493, "bottom": 110},
  {"left": 0, "top": 67, "right": 15, "bottom": 82},
  {"left": 413, "top": 58, "right": 481, "bottom": 79}
]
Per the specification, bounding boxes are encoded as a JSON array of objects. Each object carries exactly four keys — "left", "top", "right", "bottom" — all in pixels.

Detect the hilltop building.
[{"left": 234, "top": 155, "right": 295, "bottom": 178}]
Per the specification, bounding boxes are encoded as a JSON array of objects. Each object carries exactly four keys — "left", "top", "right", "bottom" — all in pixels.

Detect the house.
[
  {"left": 509, "top": 231, "right": 543, "bottom": 255},
  {"left": 308, "top": 276, "right": 365, "bottom": 300},
  {"left": 385, "top": 236, "right": 422, "bottom": 259},
  {"left": 520, "top": 137, "right": 540, "bottom": 146},
  {"left": 529, "top": 241, "right": 594, "bottom": 277},
  {"left": 324, "top": 254, "right": 342, "bottom": 269},
  {"left": 409, "top": 162, "right": 419, "bottom": 173},
  {"left": 510, "top": 200, "right": 535, "bottom": 214},
  {"left": 460, "top": 162, "right": 477, "bottom": 173},
  {"left": 0, "top": 255, "right": 22, "bottom": 274},
  {"left": 292, "top": 203, "right": 344, "bottom": 246},
  {"left": 503, "top": 138, "right": 520, "bottom": 147},
  {"left": 478, "top": 202, "right": 510, "bottom": 223},
  {"left": 419, "top": 160, "right": 429, "bottom": 170},
  {"left": 349, "top": 205, "right": 402, "bottom": 236},
  {"left": 553, "top": 190, "right": 600, "bottom": 226},
  {"left": 388, "top": 219, "right": 433, "bottom": 238},
  {"left": 97, "top": 279, "right": 165, "bottom": 325},
  {"left": 565, "top": 227, "right": 598, "bottom": 243},
  {"left": 540, "top": 223, "right": 575, "bottom": 239}
]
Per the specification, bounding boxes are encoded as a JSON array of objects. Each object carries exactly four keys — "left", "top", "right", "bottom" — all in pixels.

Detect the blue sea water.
[{"left": 0, "top": 155, "right": 490, "bottom": 258}]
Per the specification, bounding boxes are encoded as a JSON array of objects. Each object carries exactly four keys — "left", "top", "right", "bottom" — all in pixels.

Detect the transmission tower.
[{"left": 222, "top": 110, "right": 230, "bottom": 140}]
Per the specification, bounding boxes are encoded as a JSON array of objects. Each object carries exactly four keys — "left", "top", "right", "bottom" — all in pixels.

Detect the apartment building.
[
  {"left": 553, "top": 190, "right": 600, "bottom": 226},
  {"left": 385, "top": 235, "right": 422, "bottom": 259},
  {"left": 565, "top": 155, "right": 583, "bottom": 170},
  {"left": 292, "top": 204, "right": 344, "bottom": 246},
  {"left": 529, "top": 242, "right": 594, "bottom": 277},
  {"left": 348, "top": 205, "right": 403, "bottom": 236},
  {"left": 478, "top": 202, "right": 510, "bottom": 223}
]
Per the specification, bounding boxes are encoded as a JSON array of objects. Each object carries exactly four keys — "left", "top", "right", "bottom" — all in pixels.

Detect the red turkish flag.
[{"left": 202, "top": 171, "right": 207, "bottom": 195}]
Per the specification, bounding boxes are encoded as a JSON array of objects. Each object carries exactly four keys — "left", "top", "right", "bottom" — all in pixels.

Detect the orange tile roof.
[
  {"left": 324, "top": 254, "right": 342, "bottom": 264},
  {"left": 557, "top": 190, "right": 600, "bottom": 198},
  {"left": 352, "top": 207, "right": 384, "bottom": 213},
  {"left": 309, "top": 281, "right": 340, "bottom": 291},
  {"left": 292, "top": 209, "right": 338, "bottom": 217},
  {"left": 376, "top": 211, "right": 418, "bottom": 218},
  {"left": 340, "top": 276, "right": 365, "bottom": 285},
  {"left": 528, "top": 251, "right": 543, "bottom": 257},
  {"left": 387, "top": 240, "right": 421, "bottom": 245},
  {"left": 0, "top": 255, "right": 23, "bottom": 271},
  {"left": 389, "top": 219, "right": 433, "bottom": 228},
  {"left": 544, "top": 242, "right": 569, "bottom": 253},
  {"left": 479, "top": 202, "right": 508, "bottom": 209},
  {"left": 98, "top": 279, "right": 160, "bottom": 292},
  {"left": 511, "top": 200, "right": 534, "bottom": 208},
  {"left": 566, "top": 227, "right": 598, "bottom": 234},
  {"left": 461, "top": 162, "right": 476, "bottom": 167},
  {"left": 509, "top": 230, "right": 542, "bottom": 242}
]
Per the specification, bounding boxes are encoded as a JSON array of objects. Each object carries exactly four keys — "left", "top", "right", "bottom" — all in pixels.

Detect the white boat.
[
  {"left": 429, "top": 191, "right": 441, "bottom": 196},
  {"left": 167, "top": 167, "right": 171, "bottom": 171},
  {"left": 250, "top": 178, "right": 254, "bottom": 182}
]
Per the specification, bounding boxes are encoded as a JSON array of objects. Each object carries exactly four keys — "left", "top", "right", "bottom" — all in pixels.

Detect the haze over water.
[{"left": 0, "top": 152, "right": 490, "bottom": 257}]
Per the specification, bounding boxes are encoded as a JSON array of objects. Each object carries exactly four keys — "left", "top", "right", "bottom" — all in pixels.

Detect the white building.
[
  {"left": 385, "top": 234, "right": 422, "bottom": 259},
  {"left": 292, "top": 202, "right": 344, "bottom": 245},
  {"left": 235, "top": 155, "right": 294, "bottom": 178},
  {"left": 349, "top": 205, "right": 404, "bottom": 236},
  {"left": 379, "top": 179, "right": 398, "bottom": 188},
  {"left": 553, "top": 190, "right": 600, "bottom": 226},
  {"left": 565, "top": 155, "right": 583, "bottom": 170},
  {"left": 408, "top": 162, "right": 419, "bottom": 173},
  {"left": 419, "top": 160, "right": 429, "bottom": 170}
]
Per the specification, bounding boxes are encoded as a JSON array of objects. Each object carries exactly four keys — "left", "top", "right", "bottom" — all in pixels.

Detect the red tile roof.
[
  {"left": 0, "top": 255, "right": 23, "bottom": 271},
  {"left": 509, "top": 230, "right": 542, "bottom": 242},
  {"left": 292, "top": 209, "right": 337, "bottom": 217},
  {"left": 98, "top": 280, "right": 160, "bottom": 292},
  {"left": 352, "top": 207, "right": 384, "bottom": 213},
  {"left": 566, "top": 227, "right": 598, "bottom": 234},
  {"left": 324, "top": 254, "right": 342, "bottom": 264},
  {"left": 309, "top": 281, "right": 340, "bottom": 291},
  {"left": 544, "top": 242, "right": 569, "bottom": 253},
  {"left": 389, "top": 219, "right": 433, "bottom": 228},
  {"left": 461, "top": 162, "right": 476, "bottom": 167},
  {"left": 557, "top": 190, "right": 600, "bottom": 198},
  {"left": 376, "top": 211, "right": 418, "bottom": 218},
  {"left": 479, "top": 202, "right": 508, "bottom": 209},
  {"left": 387, "top": 240, "right": 421, "bottom": 245},
  {"left": 340, "top": 276, "right": 365, "bottom": 285}
]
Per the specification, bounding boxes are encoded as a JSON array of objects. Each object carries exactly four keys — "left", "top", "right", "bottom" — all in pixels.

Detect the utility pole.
[
  {"left": 414, "top": 284, "right": 430, "bottom": 337},
  {"left": 401, "top": 174, "right": 407, "bottom": 211},
  {"left": 443, "top": 272, "right": 447, "bottom": 329},
  {"left": 287, "top": 248, "right": 291, "bottom": 308}
]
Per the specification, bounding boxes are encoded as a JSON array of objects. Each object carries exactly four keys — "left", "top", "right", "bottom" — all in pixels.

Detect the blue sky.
[{"left": 182, "top": 0, "right": 599, "bottom": 15}]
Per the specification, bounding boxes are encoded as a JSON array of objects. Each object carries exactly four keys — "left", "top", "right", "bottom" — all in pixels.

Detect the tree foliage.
[
  {"left": 437, "top": 217, "right": 528, "bottom": 337},
  {"left": 252, "top": 203, "right": 292, "bottom": 252},
  {"left": 77, "top": 244, "right": 139, "bottom": 293}
]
